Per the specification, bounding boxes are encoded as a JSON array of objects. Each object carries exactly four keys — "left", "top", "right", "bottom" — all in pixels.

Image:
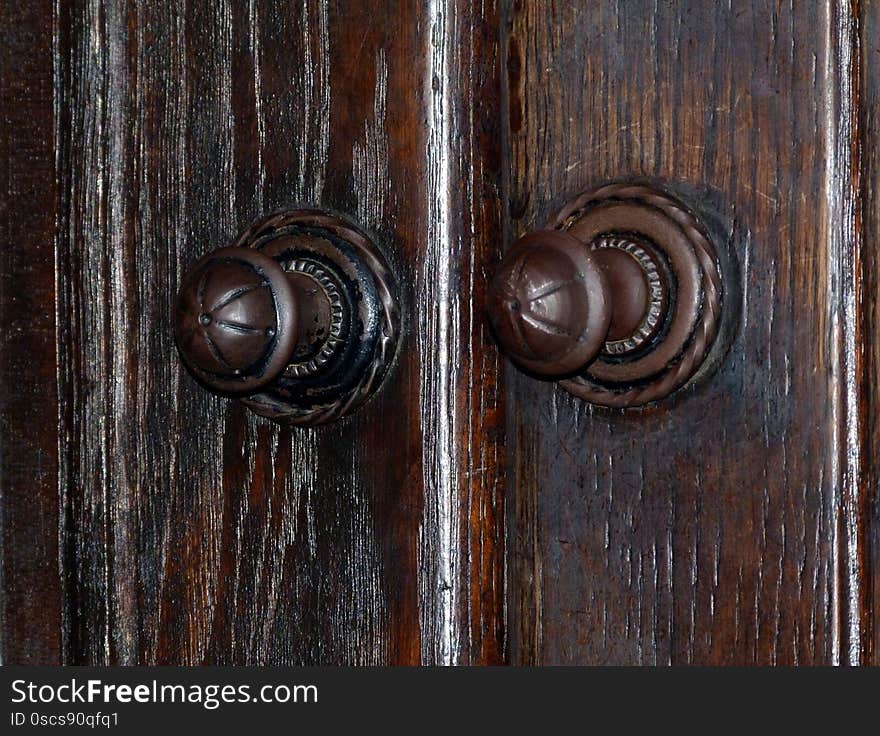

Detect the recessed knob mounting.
[
  {"left": 489, "top": 183, "right": 725, "bottom": 408},
  {"left": 174, "top": 210, "right": 399, "bottom": 425}
]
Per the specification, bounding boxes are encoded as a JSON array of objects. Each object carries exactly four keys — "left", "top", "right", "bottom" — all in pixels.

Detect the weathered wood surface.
[
  {"left": 506, "top": 0, "right": 877, "bottom": 665},
  {"left": 3, "top": 0, "right": 505, "bottom": 665},
  {"left": 3, "top": 0, "right": 878, "bottom": 667}
]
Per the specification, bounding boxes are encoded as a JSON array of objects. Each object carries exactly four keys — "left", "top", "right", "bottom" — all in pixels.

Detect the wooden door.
[
  {"left": 1, "top": 1, "right": 876, "bottom": 666},
  {"left": 2, "top": 0, "right": 505, "bottom": 666},
  {"left": 505, "top": 1, "right": 878, "bottom": 666}
]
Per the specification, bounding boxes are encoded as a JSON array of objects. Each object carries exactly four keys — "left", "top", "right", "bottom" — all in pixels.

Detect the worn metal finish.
[
  {"left": 174, "top": 210, "right": 399, "bottom": 425},
  {"left": 237, "top": 210, "right": 399, "bottom": 425},
  {"left": 487, "top": 230, "right": 611, "bottom": 378},
  {"left": 555, "top": 183, "right": 724, "bottom": 407},
  {"left": 490, "top": 183, "right": 724, "bottom": 407},
  {"left": 175, "top": 246, "right": 298, "bottom": 394},
  {"left": 590, "top": 235, "right": 667, "bottom": 355}
]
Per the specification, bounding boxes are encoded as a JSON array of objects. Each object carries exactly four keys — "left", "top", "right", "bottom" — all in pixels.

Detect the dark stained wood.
[
  {"left": 0, "top": 0, "right": 63, "bottom": 664},
  {"left": 861, "top": 2, "right": 880, "bottom": 666},
  {"left": 48, "top": 0, "right": 505, "bottom": 665},
  {"left": 420, "top": 0, "right": 507, "bottom": 664},
  {"left": 506, "top": 0, "right": 877, "bottom": 665},
  {"left": 4, "top": 0, "right": 877, "bottom": 668}
]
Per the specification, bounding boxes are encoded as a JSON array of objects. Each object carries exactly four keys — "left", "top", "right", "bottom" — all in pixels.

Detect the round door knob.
[
  {"left": 174, "top": 210, "right": 399, "bottom": 425},
  {"left": 488, "top": 183, "right": 727, "bottom": 407},
  {"left": 488, "top": 230, "right": 612, "bottom": 378},
  {"left": 174, "top": 247, "right": 298, "bottom": 394}
]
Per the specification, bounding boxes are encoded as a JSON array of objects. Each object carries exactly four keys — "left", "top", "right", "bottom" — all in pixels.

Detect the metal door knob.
[
  {"left": 174, "top": 210, "right": 399, "bottom": 425},
  {"left": 488, "top": 229, "right": 654, "bottom": 377},
  {"left": 488, "top": 183, "right": 726, "bottom": 407},
  {"left": 175, "top": 246, "right": 301, "bottom": 394}
]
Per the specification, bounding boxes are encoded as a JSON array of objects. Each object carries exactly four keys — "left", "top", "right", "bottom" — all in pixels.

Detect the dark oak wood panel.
[
  {"left": 46, "top": 0, "right": 505, "bottom": 665},
  {"left": 0, "top": 0, "right": 63, "bottom": 664},
  {"left": 506, "top": 0, "right": 876, "bottom": 665}
]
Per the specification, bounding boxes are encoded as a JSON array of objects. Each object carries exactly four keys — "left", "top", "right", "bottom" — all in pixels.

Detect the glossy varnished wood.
[
  {"left": 33, "top": 0, "right": 505, "bottom": 665},
  {"left": 506, "top": 0, "right": 876, "bottom": 665},
  {"left": 4, "top": 0, "right": 877, "bottom": 668}
]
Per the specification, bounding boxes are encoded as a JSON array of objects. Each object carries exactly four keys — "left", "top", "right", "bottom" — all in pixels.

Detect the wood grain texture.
[
  {"left": 49, "top": 0, "right": 505, "bottom": 665},
  {"left": 506, "top": 0, "right": 876, "bottom": 665},
  {"left": 416, "top": 0, "right": 507, "bottom": 666},
  {"left": 6, "top": 0, "right": 877, "bottom": 668},
  {"left": 0, "top": 0, "right": 63, "bottom": 665}
]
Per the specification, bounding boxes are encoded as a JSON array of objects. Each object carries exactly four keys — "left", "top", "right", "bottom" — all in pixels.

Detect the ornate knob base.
[
  {"left": 237, "top": 210, "right": 399, "bottom": 426},
  {"left": 551, "top": 183, "right": 723, "bottom": 407},
  {"left": 490, "top": 183, "right": 725, "bottom": 408},
  {"left": 175, "top": 209, "right": 399, "bottom": 426}
]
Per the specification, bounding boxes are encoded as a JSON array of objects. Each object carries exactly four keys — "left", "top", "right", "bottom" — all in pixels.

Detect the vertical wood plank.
[
  {"left": 417, "top": 0, "right": 507, "bottom": 665},
  {"left": 860, "top": 0, "right": 879, "bottom": 666},
  {"left": 506, "top": 0, "right": 874, "bottom": 665},
  {"left": 52, "top": 0, "right": 505, "bottom": 664}
]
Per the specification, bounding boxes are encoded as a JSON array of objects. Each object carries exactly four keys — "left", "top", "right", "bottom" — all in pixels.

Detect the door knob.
[
  {"left": 174, "top": 209, "right": 399, "bottom": 425},
  {"left": 489, "top": 229, "right": 649, "bottom": 376},
  {"left": 488, "top": 183, "right": 725, "bottom": 407}
]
